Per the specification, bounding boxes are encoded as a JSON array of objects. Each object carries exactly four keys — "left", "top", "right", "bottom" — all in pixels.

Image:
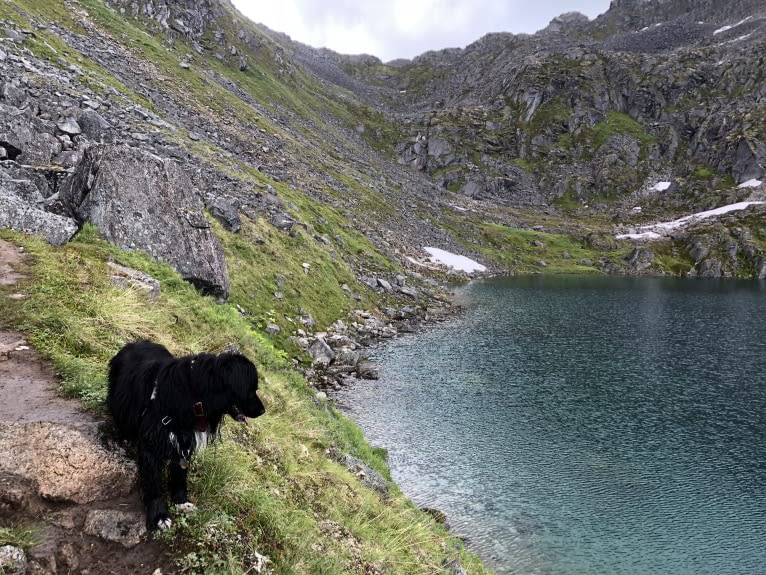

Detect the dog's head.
[{"left": 217, "top": 353, "right": 265, "bottom": 423}]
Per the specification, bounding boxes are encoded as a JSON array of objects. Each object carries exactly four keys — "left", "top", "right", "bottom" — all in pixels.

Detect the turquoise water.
[{"left": 334, "top": 276, "right": 766, "bottom": 575}]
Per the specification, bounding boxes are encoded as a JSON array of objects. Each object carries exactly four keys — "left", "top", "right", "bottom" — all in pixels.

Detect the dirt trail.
[{"left": 0, "top": 238, "right": 175, "bottom": 574}]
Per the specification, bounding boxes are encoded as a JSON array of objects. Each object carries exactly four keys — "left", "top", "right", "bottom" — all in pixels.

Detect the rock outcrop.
[
  {"left": 0, "top": 422, "right": 136, "bottom": 504},
  {"left": 60, "top": 144, "right": 231, "bottom": 299}
]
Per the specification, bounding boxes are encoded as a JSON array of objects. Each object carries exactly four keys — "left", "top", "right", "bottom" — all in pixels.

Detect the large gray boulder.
[{"left": 60, "top": 144, "right": 230, "bottom": 298}]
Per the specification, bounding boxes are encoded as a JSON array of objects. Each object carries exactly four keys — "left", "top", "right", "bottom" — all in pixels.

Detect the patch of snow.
[
  {"left": 617, "top": 201, "right": 766, "bottom": 241},
  {"left": 713, "top": 16, "right": 752, "bottom": 35},
  {"left": 423, "top": 247, "right": 487, "bottom": 273},
  {"left": 738, "top": 178, "right": 763, "bottom": 189},
  {"left": 653, "top": 181, "right": 671, "bottom": 192},
  {"left": 731, "top": 33, "right": 753, "bottom": 43},
  {"left": 616, "top": 231, "right": 662, "bottom": 240}
]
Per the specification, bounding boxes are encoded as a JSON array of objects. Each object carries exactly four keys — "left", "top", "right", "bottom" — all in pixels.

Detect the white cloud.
[{"left": 232, "top": 1, "right": 611, "bottom": 61}]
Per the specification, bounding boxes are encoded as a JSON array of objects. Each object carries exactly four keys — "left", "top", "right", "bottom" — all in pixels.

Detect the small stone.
[
  {"left": 265, "top": 323, "right": 280, "bottom": 335},
  {"left": 399, "top": 286, "right": 418, "bottom": 298},
  {"left": 56, "top": 116, "right": 81, "bottom": 135},
  {"left": 0, "top": 545, "right": 27, "bottom": 575},
  {"left": 84, "top": 509, "right": 146, "bottom": 548}
]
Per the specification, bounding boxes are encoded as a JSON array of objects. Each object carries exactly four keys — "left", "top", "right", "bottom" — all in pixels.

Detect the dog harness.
[
  {"left": 188, "top": 359, "right": 208, "bottom": 433},
  {"left": 145, "top": 360, "right": 207, "bottom": 433}
]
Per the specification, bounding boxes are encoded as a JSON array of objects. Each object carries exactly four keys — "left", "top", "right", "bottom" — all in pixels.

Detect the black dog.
[{"left": 107, "top": 340, "right": 265, "bottom": 530}]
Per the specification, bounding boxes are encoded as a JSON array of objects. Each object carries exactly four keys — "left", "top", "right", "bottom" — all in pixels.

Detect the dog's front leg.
[
  {"left": 169, "top": 462, "right": 195, "bottom": 511},
  {"left": 138, "top": 447, "right": 171, "bottom": 530}
]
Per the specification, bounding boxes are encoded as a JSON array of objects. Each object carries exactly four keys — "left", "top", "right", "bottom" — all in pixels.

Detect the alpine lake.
[{"left": 333, "top": 275, "right": 766, "bottom": 575}]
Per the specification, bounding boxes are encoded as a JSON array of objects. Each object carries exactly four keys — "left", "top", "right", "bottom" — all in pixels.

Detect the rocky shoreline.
[{"left": 298, "top": 269, "right": 474, "bottom": 393}]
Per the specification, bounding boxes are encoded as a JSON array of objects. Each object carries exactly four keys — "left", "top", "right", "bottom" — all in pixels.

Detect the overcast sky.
[{"left": 231, "top": 1, "right": 612, "bottom": 62}]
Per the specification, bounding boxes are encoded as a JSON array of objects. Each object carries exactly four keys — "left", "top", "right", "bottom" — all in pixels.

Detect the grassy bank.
[{"left": 1, "top": 227, "right": 488, "bottom": 574}]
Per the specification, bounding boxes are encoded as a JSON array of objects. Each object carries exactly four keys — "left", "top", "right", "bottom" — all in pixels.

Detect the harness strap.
[{"left": 188, "top": 359, "right": 208, "bottom": 432}]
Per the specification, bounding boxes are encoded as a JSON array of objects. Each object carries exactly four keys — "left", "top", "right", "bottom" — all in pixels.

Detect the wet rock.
[
  {"left": 421, "top": 507, "right": 448, "bottom": 524},
  {"left": 84, "top": 509, "right": 146, "bottom": 548},
  {"left": 60, "top": 144, "right": 230, "bottom": 299},
  {"left": 696, "top": 258, "right": 723, "bottom": 278},
  {"left": 356, "top": 361, "right": 379, "bottom": 380}
]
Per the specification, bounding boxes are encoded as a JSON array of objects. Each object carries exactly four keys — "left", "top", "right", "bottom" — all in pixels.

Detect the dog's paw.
[
  {"left": 175, "top": 502, "right": 197, "bottom": 513},
  {"left": 156, "top": 517, "right": 173, "bottom": 530}
]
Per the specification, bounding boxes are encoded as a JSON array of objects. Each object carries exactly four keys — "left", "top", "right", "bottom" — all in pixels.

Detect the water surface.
[{"left": 334, "top": 276, "right": 766, "bottom": 574}]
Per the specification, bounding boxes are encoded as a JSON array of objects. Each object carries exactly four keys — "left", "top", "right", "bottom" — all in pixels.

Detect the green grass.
[
  {"left": 476, "top": 223, "right": 612, "bottom": 273},
  {"left": 0, "top": 525, "right": 38, "bottom": 551},
  {"left": 1, "top": 227, "right": 488, "bottom": 574}
]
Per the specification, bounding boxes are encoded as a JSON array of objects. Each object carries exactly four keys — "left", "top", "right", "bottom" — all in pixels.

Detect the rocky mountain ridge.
[{"left": 1, "top": 0, "right": 766, "bottom": 305}]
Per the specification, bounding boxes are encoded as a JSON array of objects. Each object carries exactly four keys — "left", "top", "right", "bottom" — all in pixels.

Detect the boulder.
[
  {"left": 76, "top": 108, "right": 112, "bottom": 141},
  {"left": 207, "top": 195, "right": 241, "bottom": 232},
  {"left": 60, "top": 144, "right": 230, "bottom": 298},
  {"left": 308, "top": 338, "right": 334, "bottom": 366},
  {"left": 107, "top": 261, "right": 160, "bottom": 302},
  {"left": 0, "top": 422, "right": 136, "bottom": 504},
  {"left": 624, "top": 247, "right": 655, "bottom": 272},
  {"left": 0, "top": 103, "right": 61, "bottom": 165},
  {"left": 0, "top": 188, "right": 78, "bottom": 245}
]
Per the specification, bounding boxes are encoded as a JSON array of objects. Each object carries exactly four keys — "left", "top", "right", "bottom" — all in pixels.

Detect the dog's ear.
[{"left": 216, "top": 353, "right": 258, "bottom": 398}]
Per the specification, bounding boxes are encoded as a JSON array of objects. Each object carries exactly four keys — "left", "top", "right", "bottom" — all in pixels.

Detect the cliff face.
[
  {"left": 329, "top": 0, "right": 766, "bottom": 210},
  {"left": 1, "top": 0, "right": 765, "bottom": 284}
]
